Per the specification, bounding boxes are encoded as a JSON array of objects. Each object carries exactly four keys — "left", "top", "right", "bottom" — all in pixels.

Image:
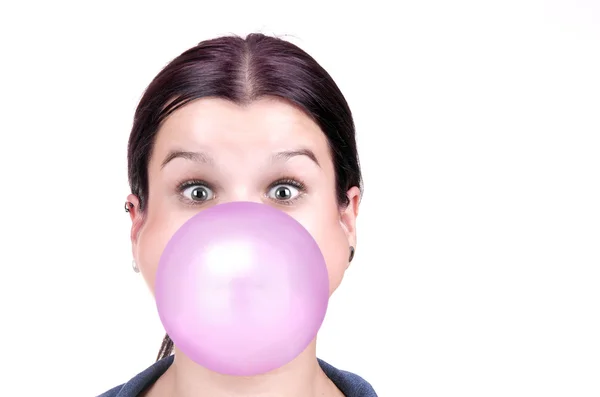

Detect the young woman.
[{"left": 100, "top": 33, "right": 377, "bottom": 397}]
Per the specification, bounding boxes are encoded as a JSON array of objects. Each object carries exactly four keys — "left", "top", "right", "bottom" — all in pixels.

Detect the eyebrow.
[
  {"left": 272, "top": 149, "right": 321, "bottom": 168},
  {"left": 161, "top": 148, "right": 320, "bottom": 169},
  {"left": 161, "top": 150, "right": 213, "bottom": 169}
]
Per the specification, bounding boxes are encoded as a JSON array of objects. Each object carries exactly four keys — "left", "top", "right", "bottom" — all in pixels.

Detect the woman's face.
[{"left": 128, "top": 97, "right": 360, "bottom": 297}]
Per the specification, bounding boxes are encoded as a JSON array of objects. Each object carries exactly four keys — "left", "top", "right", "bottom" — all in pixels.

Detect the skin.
[{"left": 126, "top": 97, "right": 360, "bottom": 397}]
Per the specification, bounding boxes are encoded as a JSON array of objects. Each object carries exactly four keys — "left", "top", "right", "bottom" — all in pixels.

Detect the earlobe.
[{"left": 126, "top": 194, "right": 144, "bottom": 244}]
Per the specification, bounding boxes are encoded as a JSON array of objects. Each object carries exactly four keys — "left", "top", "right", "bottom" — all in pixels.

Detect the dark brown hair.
[{"left": 126, "top": 33, "right": 363, "bottom": 362}]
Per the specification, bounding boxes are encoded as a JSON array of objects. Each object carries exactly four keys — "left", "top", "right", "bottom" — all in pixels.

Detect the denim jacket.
[{"left": 98, "top": 355, "right": 377, "bottom": 396}]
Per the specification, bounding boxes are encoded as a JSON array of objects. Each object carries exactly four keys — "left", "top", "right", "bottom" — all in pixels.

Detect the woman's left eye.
[{"left": 267, "top": 184, "right": 301, "bottom": 202}]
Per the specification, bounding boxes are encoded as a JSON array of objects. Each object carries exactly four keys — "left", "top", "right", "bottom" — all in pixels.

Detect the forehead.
[{"left": 152, "top": 97, "right": 330, "bottom": 161}]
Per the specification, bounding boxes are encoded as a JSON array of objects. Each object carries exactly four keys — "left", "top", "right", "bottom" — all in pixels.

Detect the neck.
[{"left": 153, "top": 339, "right": 338, "bottom": 397}]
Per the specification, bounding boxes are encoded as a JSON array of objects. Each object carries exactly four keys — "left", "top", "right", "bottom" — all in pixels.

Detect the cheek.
[
  {"left": 299, "top": 213, "right": 349, "bottom": 296},
  {"left": 321, "top": 226, "right": 350, "bottom": 296},
  {"left": 136, "top": 214, "right": 185, "bottom": 294},
  {"left": 136, "top": 200, "right": 349, "bottom": 297}
]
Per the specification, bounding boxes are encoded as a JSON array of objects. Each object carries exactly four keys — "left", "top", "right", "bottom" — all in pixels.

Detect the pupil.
[
  {"left": 192, "top": 188, "right": 207, "bottom": 200},
  {"left": 276, "top": 187, "right": 291, "bottom": 199}
]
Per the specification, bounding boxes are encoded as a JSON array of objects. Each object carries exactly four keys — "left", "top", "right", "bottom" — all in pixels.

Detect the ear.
[
  {"left": 340, "top": 186, "right": 361, "bottom": 253},
  {"left": 126, "top": 194, "right": 145, "bottom": 255}
]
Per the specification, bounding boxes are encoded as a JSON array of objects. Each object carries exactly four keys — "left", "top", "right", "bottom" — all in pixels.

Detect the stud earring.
[
  {"left": 349, "top": 246, "right": 355, "bottom": 262},
  {"left": 132, "top": 259, "right": 140, "bottom": 273},
  {"left": 125, "top": 202, "right": 133, "bottom": 213}
]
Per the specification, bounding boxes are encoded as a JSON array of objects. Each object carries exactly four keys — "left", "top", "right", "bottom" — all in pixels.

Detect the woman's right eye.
[{"left": 181, "top": 184, "right": 215, "bottom": 203}]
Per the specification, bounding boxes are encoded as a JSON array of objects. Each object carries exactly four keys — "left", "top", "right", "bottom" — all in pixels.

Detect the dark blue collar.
[{"left": 99, "top": 355, "right": 377, "bottom": 396}]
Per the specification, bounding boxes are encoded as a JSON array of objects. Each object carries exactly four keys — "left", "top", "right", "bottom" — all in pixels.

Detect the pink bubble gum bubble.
[{"left": 155, "top": 201, "right": 330, "bottom": 376}]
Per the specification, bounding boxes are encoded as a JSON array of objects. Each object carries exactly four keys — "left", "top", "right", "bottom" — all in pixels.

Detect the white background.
[{"left": 0, "top": 1, "right": 599, "bottom": 396}]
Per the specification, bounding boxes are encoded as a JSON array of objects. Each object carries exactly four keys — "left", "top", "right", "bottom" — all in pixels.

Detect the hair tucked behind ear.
[{"left": 127, "top": 32, "right": 363, "bottom": 362}]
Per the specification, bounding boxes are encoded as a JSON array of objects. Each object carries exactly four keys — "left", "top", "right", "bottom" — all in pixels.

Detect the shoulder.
[
  {"left": 96, "top": 384, "right": 123, "bottom": 397},
  {"left": 96, "top": 356, "right": 174, "bottom": 397},
  {"left": 98, "top": 356, "right": 377, "bottom": 397},
  {"left": 318, "top": 359, "right": 378, "bottom": 397}
]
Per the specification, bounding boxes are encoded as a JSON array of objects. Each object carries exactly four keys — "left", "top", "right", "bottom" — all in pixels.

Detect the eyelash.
[
  {"left": 175, "top": 177, "right": 307, "bottom": 206},
  {"left": 177, "top": 179, "right": 213, "bottom": 191},
  {"left": 176, "top": 179, "right": 214, "bottom": 205},
  {"left": 269, "top": 178, "right": 307, "bottom": 206}
]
